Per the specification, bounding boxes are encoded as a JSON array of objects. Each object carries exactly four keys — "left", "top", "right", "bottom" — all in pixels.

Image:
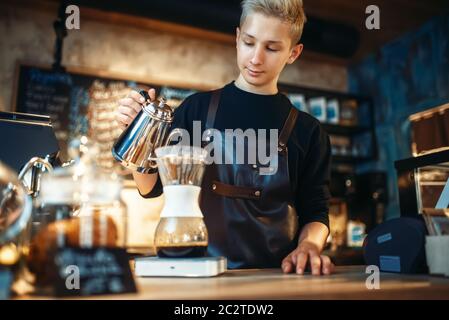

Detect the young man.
[{"left": 116, "top": 0, "right": 334, "bottom": 275}]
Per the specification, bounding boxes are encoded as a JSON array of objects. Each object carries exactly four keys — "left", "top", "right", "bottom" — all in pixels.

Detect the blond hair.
[{"left": 240, "top": 0, "right": 307, "bottom": 44}]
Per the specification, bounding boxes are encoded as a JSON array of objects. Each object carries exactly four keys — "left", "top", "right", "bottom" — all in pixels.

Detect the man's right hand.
[{"left": 116, "top": 88, "right": 157, "bottom": 130}]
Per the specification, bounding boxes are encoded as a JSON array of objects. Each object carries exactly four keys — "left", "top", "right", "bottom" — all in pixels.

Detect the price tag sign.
[{"left": 48, "top": 247, "right": 137, "bottom": 297}]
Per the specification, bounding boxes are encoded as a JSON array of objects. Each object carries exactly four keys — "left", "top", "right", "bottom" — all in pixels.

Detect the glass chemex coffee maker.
[
  {"left": 134, "top": 144, "right": 226, "bottom": 277},
  {"left": 153, "top": 145, "right": 208, "bottom": 258}
]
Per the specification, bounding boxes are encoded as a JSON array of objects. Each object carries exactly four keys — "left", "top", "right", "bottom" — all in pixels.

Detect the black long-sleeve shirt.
[{"left": 141, "top": 81, "right": 331, "bottom": 230}]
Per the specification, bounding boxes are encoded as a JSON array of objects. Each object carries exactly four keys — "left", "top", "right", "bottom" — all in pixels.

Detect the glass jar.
[
  {"left": 27, "top": 137, "right": 127, "bottom": 284},
  {"left": 0, "top": 161, "right": 33, "bottom": 296}
]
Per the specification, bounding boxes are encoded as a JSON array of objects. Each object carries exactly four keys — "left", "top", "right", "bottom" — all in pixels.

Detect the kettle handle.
[
  {"left": 139, "top": 90, "right": 150, "bottom": 102},
  {"left": 147, "top": 128, "right": 184, "bottom": 168}
]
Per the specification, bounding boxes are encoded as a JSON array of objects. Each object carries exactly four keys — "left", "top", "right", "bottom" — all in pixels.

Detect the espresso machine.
[{"left": 112, "top": 93, "right": 226, "bottom": 277}]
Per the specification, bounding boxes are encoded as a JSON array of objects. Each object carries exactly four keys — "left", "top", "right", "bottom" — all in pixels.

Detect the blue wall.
[{"left": 348, "top": 14, "right": 449, "bottom": 220}]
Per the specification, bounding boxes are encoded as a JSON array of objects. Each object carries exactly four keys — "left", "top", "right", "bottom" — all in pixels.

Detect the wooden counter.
[{"left": 23, "top": 265, "right": 449, "bottom": 300}]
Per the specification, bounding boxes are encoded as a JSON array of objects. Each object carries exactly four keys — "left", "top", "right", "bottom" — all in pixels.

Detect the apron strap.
[
  {"left": 278, "top": 107, "right": 299, "bottom": 152},
  {"left": 206, "top": 89, "right": 222, "bottom": 129},
  {"left": 205, "top": 88, "right": 299, "bottom": 152}
]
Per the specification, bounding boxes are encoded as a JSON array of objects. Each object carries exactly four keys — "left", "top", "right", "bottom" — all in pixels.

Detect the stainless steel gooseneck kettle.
[{"left": 112, "top": 91, "right": 182, "bottom": 173}]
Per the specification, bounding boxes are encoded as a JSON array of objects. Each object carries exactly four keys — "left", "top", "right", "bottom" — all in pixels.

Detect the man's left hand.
[{"left": 281, "top": 240, "right": 335, "bottom": 275}]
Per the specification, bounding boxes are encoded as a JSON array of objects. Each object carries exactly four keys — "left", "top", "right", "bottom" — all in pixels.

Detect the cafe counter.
[{"left": 20, "top": 265, "right": 449, "bottom": 300}]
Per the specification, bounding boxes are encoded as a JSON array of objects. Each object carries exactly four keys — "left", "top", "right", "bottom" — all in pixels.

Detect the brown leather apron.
[{"left": 200, "top": 89, "right": 300, "bottom": 268}]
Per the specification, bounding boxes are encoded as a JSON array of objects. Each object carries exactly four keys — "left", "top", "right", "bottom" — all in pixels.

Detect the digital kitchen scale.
[{"left": 134, "top": 256, "right": 227, "bottom": 277}]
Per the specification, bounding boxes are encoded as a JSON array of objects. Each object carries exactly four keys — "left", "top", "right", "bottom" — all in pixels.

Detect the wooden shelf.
[{"left": 278, "top": 82, "right": 378, "bottom": 165}]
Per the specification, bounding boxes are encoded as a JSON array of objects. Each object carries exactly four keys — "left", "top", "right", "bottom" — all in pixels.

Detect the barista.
[{"left": 116, "top": 0, "right": 334, "bottom": 276}]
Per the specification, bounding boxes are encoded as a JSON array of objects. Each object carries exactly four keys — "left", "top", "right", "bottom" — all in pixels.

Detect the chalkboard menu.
[
  {"left": 14, "top": 63, "right": 200, "bottom": 169},
  {"left": 49, "top": 247, "right": 137, "bottom": 297}
]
